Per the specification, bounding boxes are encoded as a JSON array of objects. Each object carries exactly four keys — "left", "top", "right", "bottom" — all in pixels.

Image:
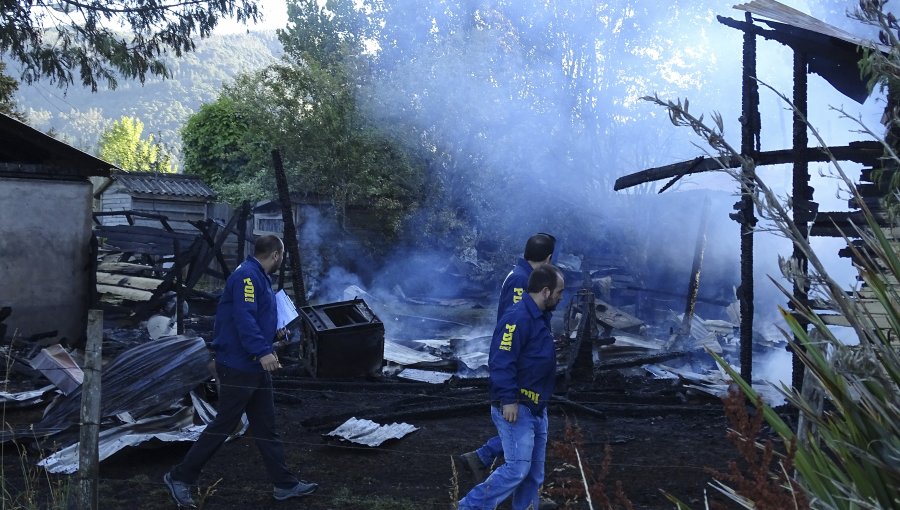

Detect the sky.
[{"left": 215, "top": 0, "right": 289, "bottom": 34}]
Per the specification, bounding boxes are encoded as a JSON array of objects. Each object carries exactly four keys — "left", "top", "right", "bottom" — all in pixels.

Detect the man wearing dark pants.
[
  {"left": 458, "top": 264, "right": 564, "bottom": 510},
  {"left": 164, "top": 235, "right": 317, "bottom": 507}
]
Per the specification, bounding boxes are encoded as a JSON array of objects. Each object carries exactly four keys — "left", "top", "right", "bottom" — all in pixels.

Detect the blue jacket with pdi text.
[
  {"left": 211, "top": 256, "right": 277, "bottom": 372},
  {"left": 496, "top": 257, "right": 533, "bottom": 321},
  {"left": 489, "top": 293, "right": 556, "bottom": 414}
]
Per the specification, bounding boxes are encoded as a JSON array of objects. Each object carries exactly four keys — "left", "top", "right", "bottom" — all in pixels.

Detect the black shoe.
[
  {"left": 163, "top": 472, "right": 196, "bottom": 508},
  {"left": 454, "top": 451, "right": 487, "bottom": 481},
  {"left": 274, "top": 480, "right": 319, "bottom": 500},
  {"left": 538, "top": 498, "right": 558, "bottom": 510}
]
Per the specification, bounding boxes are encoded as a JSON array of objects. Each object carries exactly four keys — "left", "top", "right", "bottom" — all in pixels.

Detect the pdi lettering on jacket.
[
  {"left": 243, "top": 277, "right": 255, "bottom": 303},
  {"left": 499, "top": 323, "right": 516, "bottom": 351},
  {"left": 520, "top": 388, "right": 540, "bottom": 405}
]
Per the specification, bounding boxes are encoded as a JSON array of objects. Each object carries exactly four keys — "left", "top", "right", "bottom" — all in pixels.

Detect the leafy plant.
[{"left": 644, "top": 75, "right": 900, "bottom": 510}]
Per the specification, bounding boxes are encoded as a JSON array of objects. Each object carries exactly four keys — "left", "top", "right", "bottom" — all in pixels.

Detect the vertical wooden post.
[
  {"left": 738, "top": 11, "right": 760, "bottom": 384},
  {"left": 237, "top": 201, "right": 250, "bottom": 263},
  {"left": 790, "top": 50, "right": 810, "bottom": 392},
  {"left": 173, "top": 239, "right": 184, "bottom": 335},
  {"left": 681, "top": 198, "right": 710, "bottom": 336},
  {"left": 271, "top": 149, "right": 308, "bottom": 306},
  {"left": 78, "top": 309, "right": 103, "bottom": 510}
]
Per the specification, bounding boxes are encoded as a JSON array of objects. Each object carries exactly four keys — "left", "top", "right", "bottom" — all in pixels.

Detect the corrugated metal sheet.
[
  {"left": 383, "top": 340, "right": 442, "bottom": 365},
  {"left": 734, "top": 0, "right": 890, "bottom": 52},
  {"left": 325, "top": 418, "right": 418, "bottom": 447},
  {"left": 113, "top": 172, "right": 216, "bottom": 199}
]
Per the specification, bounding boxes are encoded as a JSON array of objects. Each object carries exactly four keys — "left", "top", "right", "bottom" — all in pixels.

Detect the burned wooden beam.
[
  {"left": 595, "top": 351, "right": 687, "bottom": 371},
  {"left": 272, "top": 149, "right": 308, "bottom": 306},
  {"left": 681, "top": 199, "right": 710, "bottom": 336},
  {"left": 613, "top": 142, "right": 882, "bottom": 191}
]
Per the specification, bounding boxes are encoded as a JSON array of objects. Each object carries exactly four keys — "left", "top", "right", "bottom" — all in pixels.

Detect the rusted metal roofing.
[
  {"left": 734, "top": 0, "right": 890, "bottom": 53},
  {"left": 111, "top": 171, "right": 216, "bottom": 199}
]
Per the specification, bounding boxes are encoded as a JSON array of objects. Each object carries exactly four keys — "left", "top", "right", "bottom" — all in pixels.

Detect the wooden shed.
[
  {"left": 95, "top": 171, "right": 217, "bottom": 233},
  {"left": 0, "top": 112, "right": 113, "bottom": 344}
]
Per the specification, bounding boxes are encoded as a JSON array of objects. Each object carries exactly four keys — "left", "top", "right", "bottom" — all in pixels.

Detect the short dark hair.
[
  {"left": 523, "top": 233, "right": 556, "bottom": 262},
  {"left": 254, "top": 235, "right": 283, "bottom": 257},
  {"left": 527, "top": 264, "right": 563, "bottom": 293}
]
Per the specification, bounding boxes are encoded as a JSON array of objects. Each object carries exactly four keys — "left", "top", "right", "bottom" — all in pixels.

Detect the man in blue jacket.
[
  {"left": 164, "top": 235, "right": 317, "bottom": 507},
  {"left": 458, "top": 264, "right": 565, "bottom": 510},
  {"left": 458, "top": 233, "right": 556, "bottom": 480}
]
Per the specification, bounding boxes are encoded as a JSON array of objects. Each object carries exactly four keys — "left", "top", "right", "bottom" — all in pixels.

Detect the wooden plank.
[
  {"left": 818, "top": 313, "right": 894, "bottom": 329},
  {"left": 96, "top": 272, "right": 162, "bottom": 291},
  {"left": 96, "top": 262, "right": 155, "bottom": 275},
  {"left": 96, "top": 284, "right": 152, "bottom": 301}
]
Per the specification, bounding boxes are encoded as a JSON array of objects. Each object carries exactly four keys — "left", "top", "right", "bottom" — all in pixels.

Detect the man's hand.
[
  {"left": 502, "top": 403, "right": 518, "bottom": 423},
  {"left": 259, "top": 353, "right": 282, "bottom": 372}
]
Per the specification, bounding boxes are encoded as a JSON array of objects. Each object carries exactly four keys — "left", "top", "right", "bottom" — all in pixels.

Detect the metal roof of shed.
[
  {"left": 734, "top": 0, "right": 890, "bottom": 53},
  {"left": 0, "top": 112, "right": 115, "bottom": 179},
  {"left": 105, "top": 171, "right": 216, "bottom": 199}
]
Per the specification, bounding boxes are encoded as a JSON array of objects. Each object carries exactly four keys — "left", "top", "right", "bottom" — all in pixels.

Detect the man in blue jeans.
[
  {"left": 458, "top": 264, "right": 564, "bottom": 510},
  {"left": 457, "top": 234, "right": 557, "bottom": 508},
  {"left": 163, "top": 235, "right": 318, "bottom": 507}
]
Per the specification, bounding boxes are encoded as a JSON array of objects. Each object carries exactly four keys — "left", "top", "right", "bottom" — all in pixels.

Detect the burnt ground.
[
  {"left": 1, "top": 369, "right": 745, "bottom": 510},
  {"left": 0, "top": 288, "right": 757, "bottom": 510}
]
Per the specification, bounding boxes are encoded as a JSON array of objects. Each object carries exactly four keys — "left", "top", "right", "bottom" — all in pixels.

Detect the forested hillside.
[{"left": 12, "top": 31, "right": 282, "bottom": 165}]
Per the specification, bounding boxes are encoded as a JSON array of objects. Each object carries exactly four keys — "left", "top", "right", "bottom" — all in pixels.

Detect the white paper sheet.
[{"left": 275, "top": 289, "right": 299, "bottom": 330}]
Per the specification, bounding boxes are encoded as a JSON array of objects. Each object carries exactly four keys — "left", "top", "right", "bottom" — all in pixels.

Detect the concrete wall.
[{"left": 0, "top": 178, "right": 92, "bottom": 343}]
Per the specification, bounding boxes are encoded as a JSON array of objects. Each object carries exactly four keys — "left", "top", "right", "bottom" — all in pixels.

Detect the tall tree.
[
  {"left": 181, "top": 95, "right": 271, "bottom": 204},
  {"left": 0, "top": 0, "right": 262, "bottom": 90},
  {"left": 181, "top": 0, "right": 424, "bottom": 234},
  {"left": 0, "top": 61, "right": 24, "bottom": 120},
  {"left": 98, "top": 116, "right": 175, "bottom": 172}
]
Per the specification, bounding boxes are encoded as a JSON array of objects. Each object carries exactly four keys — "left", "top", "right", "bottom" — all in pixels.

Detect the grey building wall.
[{"left": 0, "top": 178, "right": 92, "bottom": 343}]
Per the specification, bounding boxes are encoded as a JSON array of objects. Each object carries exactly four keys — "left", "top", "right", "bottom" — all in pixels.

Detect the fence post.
[{"left": 78, "top": 309, "right": 103, "bottom": 510}]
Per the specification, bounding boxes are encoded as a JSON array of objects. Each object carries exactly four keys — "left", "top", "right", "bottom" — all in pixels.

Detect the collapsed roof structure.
[{"left": 614, "top": 0, "right": 896, "bottom": 388}]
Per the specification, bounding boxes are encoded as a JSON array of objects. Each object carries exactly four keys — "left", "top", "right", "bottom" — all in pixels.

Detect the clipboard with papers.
[{"left": 275, "top": 290, "right": 300, "bottom": 330}]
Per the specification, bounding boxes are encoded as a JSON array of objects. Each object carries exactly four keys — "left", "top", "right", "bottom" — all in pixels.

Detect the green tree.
[
  {"left": 0, "top": 61, "right": 24, "bottom": 120},
  {"left": 182, "top": 0, "right": 424, "bottom": 234},
  {"left": 181, "top": 95, "right": 271, "bottom": 204},
  {"left": 98, "top": 116, "right": 175, "bottom": 172},
  {"left": 0, "top": 0, "right": 262, "bottom": 90}
]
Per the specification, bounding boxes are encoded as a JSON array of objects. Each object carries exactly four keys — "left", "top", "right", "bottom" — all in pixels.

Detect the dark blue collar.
[
  {"left": 522, "top": 292, "right": 543, "bottom": 319},
  {"left": 516, "top": 257, "right": 533, "bottom": 274}
]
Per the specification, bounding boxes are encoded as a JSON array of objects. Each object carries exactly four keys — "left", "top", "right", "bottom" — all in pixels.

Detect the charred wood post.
[
  {"left": 0, "top": 306, "right": 9, "bottom": 342},
  {"left": 682, "top": 198, "right": 710, "bottom": 336},
  {"left": 236, "top": 201, "right": 250, "bottom": 262},
  {"left": 78, "top": 310, "right": 103, "bottom": 510},
  {"left": 271, "top": 149, "right": 308, "bottom": 306},
  {"left": 565, "top": 272, "right": 596, "bottom": 386},
  {"left": 791, "top": 51, "right": 811, "bottom": 391},
  {"left": 173, "top": 239, "right": 184, "bottom": 335},
  {"left": 88, "top": 232, "right": 99, "bottom": 311},
  {"left": 737, "top": 11, "right": 760, "bottom": 384}
]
